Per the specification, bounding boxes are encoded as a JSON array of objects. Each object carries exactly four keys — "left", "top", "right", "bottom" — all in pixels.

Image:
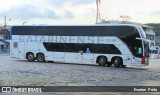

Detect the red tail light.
[{"left": 141, "top": 56, "right": 146, "bottom": 64}]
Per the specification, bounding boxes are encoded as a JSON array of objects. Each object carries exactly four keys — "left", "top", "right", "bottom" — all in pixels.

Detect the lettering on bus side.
[
  {"left": 19, "top": 35, "right": 24, "bottom": 42},
  {"left": 106, "top": 39, "right": 116, "bottom": 42},
  {"left": 28, "top": 36, "right": 33, "bottom": 42},
  {"left": 60, "top": 36, "right": 66, "bottom": 43},
  {"left": 40, "top": 36, "right": 45, "bottom": 42},
  {"left": 69, "top": 36, "right": 75, "bottom": 43},
  {"left": 78, "top": 36, "right": 84, "bottom": 43},
  {"left": 87, "top": 36, "right": 94, "bottom": 43},
  {"left": 98, "top": 37, "right": 104, "bottom": 44},
  {"left": 49, "top": 36, "right": 57, "bottom": 43},
  {"left": 18, "top": 35, "right": 117, "bottom": 44}
]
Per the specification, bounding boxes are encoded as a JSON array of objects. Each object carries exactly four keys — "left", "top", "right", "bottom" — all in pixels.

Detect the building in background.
[
  {"left": 155, "top": 36, "right": 160, "bottom": 46},
  {"left": 155, "top": 36, "right": 160, "bottom": 57},
  {"left": 0, "top": 26, "right": 10, "bottom": 53}
]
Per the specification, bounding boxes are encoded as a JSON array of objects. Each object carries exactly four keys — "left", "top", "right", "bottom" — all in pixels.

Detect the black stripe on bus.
[
  {"left": 43, "top": 42, "right": 122, "bottom": 54},
  {"left": 12, "top": 26, "right": 136, "bottom": 36}
]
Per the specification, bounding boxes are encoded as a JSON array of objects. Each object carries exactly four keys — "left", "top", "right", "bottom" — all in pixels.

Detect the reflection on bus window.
[
  {"left": 134, "top": 47, "right": 142, "bottom": 55},
  {"left": 138, "top": 48, "right": 142, "bottom": 54}
]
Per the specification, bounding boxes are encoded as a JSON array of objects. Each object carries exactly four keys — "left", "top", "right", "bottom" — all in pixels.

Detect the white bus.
[{"left": 10, "top": 24, "right": 150, "bottom": 68}]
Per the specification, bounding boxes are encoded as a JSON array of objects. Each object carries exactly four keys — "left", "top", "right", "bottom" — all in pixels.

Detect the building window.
[
  {"left": 6, "top": 45, "right": 9, "bottom": 49},
  {"left": 1, "top": 45, "right": 4, "bottom": 49}
]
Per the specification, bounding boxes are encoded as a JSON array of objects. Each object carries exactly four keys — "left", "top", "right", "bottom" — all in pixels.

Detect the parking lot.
[{"left": 0, "top": 54, "right": 160, "bottom": 95}]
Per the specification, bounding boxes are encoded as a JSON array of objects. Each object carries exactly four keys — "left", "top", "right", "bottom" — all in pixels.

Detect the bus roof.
[{"left": 13, "top": 23, "right": 142, "bottom": 28}]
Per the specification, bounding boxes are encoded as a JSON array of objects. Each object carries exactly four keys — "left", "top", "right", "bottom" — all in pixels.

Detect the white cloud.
[
  {"left": 0, "top": 0, "right": 160, "bottom": 25},
  {"left": 101, "top": 0, "right": 160, "bottom": 23}
]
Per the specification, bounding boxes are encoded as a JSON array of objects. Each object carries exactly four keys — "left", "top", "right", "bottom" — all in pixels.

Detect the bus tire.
[
  {"left": 121, "top": 65, "right": 126, "bottom": 68},
  {"left": 27, "top": 53, "right": 35, "bottom": 62},
  {"left": 37, "top": 53, "right": 45, "bottom": 62},
  {"left": 97, "top": 56, "right": 107, "bottom": 66},
  {"left": 113, "top": 57, "right": 121, "bottom": 68}
]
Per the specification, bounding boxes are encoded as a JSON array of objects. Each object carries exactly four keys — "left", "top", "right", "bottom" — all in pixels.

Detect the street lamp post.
[
  {"left": 4, "top": 16, "right": 11, "bottom": 29},
  {"left": 7, "top": 19, "right": 11, "bottom": 25}
]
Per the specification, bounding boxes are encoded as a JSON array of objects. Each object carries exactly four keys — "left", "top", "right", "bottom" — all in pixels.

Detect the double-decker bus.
[{"left": 10, "top": 24, "right": 150, "bottom": 68}]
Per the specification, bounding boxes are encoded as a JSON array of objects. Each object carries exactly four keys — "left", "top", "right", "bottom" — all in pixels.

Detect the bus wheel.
[
  {"left": 37, "top": 53, "right": 45, "bottom": 62},
  {"left": 27, "top": 53, "right": 35, "bottom": 62},
  {"left": 98, "top": 57, "right": 107, "bottom": 66},
  {"left": 113, "top": 57, "right": 121, "bottom": 68},
  {"left": 121, "top": 65, "right": 126, "bottom": 68}
]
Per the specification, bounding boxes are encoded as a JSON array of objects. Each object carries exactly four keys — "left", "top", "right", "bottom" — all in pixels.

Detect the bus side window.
[{"left": 135, "top": 47, "right": 142, "bottom": 54}]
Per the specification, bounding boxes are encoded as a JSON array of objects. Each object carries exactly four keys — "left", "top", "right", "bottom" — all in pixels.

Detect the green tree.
[{"left": 146, "top": 23, "right": 160, "bottom": 36}]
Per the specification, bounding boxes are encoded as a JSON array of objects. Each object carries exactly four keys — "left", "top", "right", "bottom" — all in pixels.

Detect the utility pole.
[
  {"left": 4, "top": 16, "right": 11, "bottom": 29},
  {"left": 96, "top": 0, "right": 101, "bottom": 23},
  {"left": 4, "top": 16, "right": 6, "bottom": 29}
]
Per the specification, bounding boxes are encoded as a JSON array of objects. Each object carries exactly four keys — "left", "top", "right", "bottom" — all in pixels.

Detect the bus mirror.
[{"left": 136, "top": 38, "right": 151, "bottom": 43}]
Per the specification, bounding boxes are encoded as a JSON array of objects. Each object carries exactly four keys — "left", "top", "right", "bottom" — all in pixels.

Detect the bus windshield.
[{"left": 120, "top": 27, "right": 143, "bottom": 58}]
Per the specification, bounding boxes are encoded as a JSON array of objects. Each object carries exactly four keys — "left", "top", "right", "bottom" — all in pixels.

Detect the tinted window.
[
  {"left": 43, "top": 43, "right": 121, "bottom": 54},
  {"left": 119, "top": 28, "right": 143, "bottom": 58},
  {"left": 12, "top": 26, "right": 138, "bottom": 37},
  {"left": 144, "top": 41, "right": 150, "bottom": 57}
]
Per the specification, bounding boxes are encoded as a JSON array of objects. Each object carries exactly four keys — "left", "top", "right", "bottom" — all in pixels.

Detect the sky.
[{"left": 0, "top": 0, "right": 160, "bottom": 25}]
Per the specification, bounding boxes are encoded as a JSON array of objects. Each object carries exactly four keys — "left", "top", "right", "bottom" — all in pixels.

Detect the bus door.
[
  {"left": 11, "top": 42, "right": 25, "bottom": 59},
  {"left": 11, "top": 41, "right": 19, "bottom": 58},
  {"left": 18, "top": 42, "right": 25, "bottom": 59},
  {"left": 131, "top": 47, "right": 143, "bottom": 65},
  {"left": 83, "top": 48, "right": 94, "bottom": 64}
]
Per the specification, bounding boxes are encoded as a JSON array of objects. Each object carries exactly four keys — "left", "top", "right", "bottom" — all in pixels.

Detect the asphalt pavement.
[{"left": 0, "top": 55, "right": 160, "bottom": 95}]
